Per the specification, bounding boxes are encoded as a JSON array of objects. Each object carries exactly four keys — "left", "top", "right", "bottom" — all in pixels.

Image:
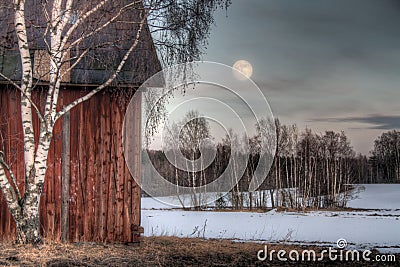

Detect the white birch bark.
[{"left": 15, "top": 0, "right": 35, "bottom": 186}]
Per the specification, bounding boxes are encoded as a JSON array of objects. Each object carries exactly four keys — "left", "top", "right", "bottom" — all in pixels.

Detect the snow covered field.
[{"left": 141, "top": 184, "right": 400, "bottom": 252}]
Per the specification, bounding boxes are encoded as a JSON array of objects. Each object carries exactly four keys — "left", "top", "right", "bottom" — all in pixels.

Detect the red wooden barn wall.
[{"left": 0, "top": 86, "right": 141, "bottom": 242}]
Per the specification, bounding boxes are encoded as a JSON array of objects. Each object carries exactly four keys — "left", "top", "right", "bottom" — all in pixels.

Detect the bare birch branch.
[
  {"left": 0, "top": 155, "right": 21, "bottom": 200},
  {"left": 55, "top": 14, "right": 147, "bottom": 121},
  {"left": 0, "top": 153, "right": 20, "bottom": 219},
  {"left": 0, "top": 72, "right": 45, "bottom": 123},
  {"left": 59, "top": 48, "right": 89, "bottom": 79},
  {"left": 0, "top": 72, "right": 22, "bottom": 90},
  {"left": 60, "top": 0, "right": 111, "bottom": 51},
  {"left": 58, "top": 0, "right": 75, "bottom": 32},
  {"left": 65, "top": 1, "right": 141, "bottom": 51}
]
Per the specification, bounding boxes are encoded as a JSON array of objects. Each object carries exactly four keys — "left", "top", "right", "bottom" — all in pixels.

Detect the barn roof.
[{"left": 0, "top": 0, "right": 161, "bottom": 87}]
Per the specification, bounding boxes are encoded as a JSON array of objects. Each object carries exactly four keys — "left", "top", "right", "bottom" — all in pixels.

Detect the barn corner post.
[
  {"left": 61, "top": 111, "right": 71, "bottom": 243},
  {"left": 123, "top": 90, "right": 144, "bottom": 244},
  {"left": 133, "top": 90, "right": 144, "bottom": 243}
]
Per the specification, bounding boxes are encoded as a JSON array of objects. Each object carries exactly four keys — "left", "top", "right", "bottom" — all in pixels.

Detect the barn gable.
[{"left": 0, "top": 0, "right": 161, "bottom": 86}]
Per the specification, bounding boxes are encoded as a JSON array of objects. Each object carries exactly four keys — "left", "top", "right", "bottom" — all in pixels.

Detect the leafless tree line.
[
  {"left": 146, "top": 115, "right": 376, "bottom": 210},
  {"left": 223, "top": 119, "right": 358, "bottom": 210}
]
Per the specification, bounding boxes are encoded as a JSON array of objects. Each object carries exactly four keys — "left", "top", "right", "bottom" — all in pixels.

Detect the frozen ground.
[{"left": 141, "top": 184, "right": 400, "bottom": 252}]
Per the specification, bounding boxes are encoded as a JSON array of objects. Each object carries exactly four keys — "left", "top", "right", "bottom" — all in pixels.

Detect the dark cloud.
[
  {"left": 311, "top": 115, "right": 400, "bottom": 130},
  {"left": 254, "top": 78, "right": 308, "bottom": 93}
]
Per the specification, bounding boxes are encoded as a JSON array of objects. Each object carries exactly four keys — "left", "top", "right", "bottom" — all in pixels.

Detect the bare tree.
[
  {"left": 254, "top": 118, "right": 276, "bottom": 209},
  {"left": 370, "top": 130, "right": 400, "bottom": 183},
  {"left": 0, "top": 0, "right": 229, "bottom": 244},
  {"left": 178, "top": 110, "right": 211, "bottom": 209},
  {"left": 222, "top": 130, "right": 243, "bottom": 210},
  {"left": 163, "top": 121, "right": 185, "bottom": 208}
]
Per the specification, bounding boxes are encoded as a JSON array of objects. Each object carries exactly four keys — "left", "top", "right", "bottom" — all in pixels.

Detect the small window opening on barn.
[{"left": 33, "top": 49, "right": 71, "bottom": 83}]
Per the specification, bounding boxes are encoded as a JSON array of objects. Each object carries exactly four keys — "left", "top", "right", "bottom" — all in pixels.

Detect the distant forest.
[{"left": 145, "top": 112, "right": 400, "bottom": 210}]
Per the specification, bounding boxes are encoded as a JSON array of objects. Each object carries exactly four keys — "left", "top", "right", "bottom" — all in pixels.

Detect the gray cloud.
[
  {"left": 311, "top": 115, "right": 400, "bottom": 130},
  {"left": 202, "top": 0, "right": 400, "bottom": 153}
]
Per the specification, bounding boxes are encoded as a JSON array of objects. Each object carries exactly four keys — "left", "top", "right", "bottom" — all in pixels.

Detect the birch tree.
[
  {"left": 178, "top": 110, "right": 211, "bottom": 208},
  {"left": 0, "top": 0, "right": 229, "bottom": 244},
  {"left": 371, "top": 130, "right": 400, "bottom": 183}
]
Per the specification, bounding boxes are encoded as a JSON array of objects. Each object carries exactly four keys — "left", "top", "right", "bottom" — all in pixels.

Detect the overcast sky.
[{"left": 201, "top": 0, "right": 400, "bottom": 154}]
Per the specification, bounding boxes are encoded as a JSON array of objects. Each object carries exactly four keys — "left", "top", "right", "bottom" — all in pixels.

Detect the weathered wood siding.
[{"left": 0, "top": 86, "right": 141, "bottom": 242}]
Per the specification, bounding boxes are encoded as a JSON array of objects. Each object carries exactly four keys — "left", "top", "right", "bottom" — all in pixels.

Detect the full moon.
[{"left": 232, "top": 60, "right": 253, "bottom": 80}]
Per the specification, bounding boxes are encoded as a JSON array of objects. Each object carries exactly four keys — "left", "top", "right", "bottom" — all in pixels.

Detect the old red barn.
[{"left": 0, "top": 1, "right": 160, "bottom": 242}]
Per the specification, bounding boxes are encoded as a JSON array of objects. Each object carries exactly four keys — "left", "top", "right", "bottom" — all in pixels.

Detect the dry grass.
[
  {"left": 274, "top": 206, "right": 386, "bottom": 213},
  {"left": 0, "top": 237, "right": 397, "bottom": 266}
]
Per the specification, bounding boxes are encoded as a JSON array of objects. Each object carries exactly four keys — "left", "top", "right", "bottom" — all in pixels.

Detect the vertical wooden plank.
[
  {"left": 106, "top": 166, "right": 115, "bottom": 241},
  {"left": 93, "top": 95, "right": 102, "bottom": 241},
  {"left": 77, "top": 96, "right": 86, "bottom": 241},
  {"left": 133, "top": 91, "right": 142, "bottom": 228},
  {"left": 53, "top": 108, "right": 63, "bottom": 241},
  {"left": 124, "top": 91, "right": 142, "bottom": 242},
  {"left": 107, "top": 106, "right": 116, "bottom": 241},
  {"left": 68, "top": 90, "right": 79, "bottom": 242},
  {"left": 120, "top": 99, "right": 131, "bottom": 242},
  {"left": 84, "top": 99, "right": 92, "bottom": 241},
  {"left": 85, "top": 96, "right": 95, "bottom": 241},
  {"left": 1, "top": 88, "right": 13, "bottom": 239},
  {"left": 123, "top": 167, "right": 131, "bottom": 241},
  {"left": 61, "top": 111, "right": 70, "bottom": 243},
  {"left": 0, "top": 88, "right": 8, "bottom": 240},
  {"left": 8, "top": 88, "right": 18, "bottom": 238},
  {"left": 101, "top": 97, "right": 112, "bottom": 242},
  {"left": 73, "top": 91, "right": 85, "bottom": 242},
  {"left": 115, "top": 106, "right": 124, "bottom": 241},
  {"left": 98, "top": 97, "right": 107, "bottom": 241}
]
